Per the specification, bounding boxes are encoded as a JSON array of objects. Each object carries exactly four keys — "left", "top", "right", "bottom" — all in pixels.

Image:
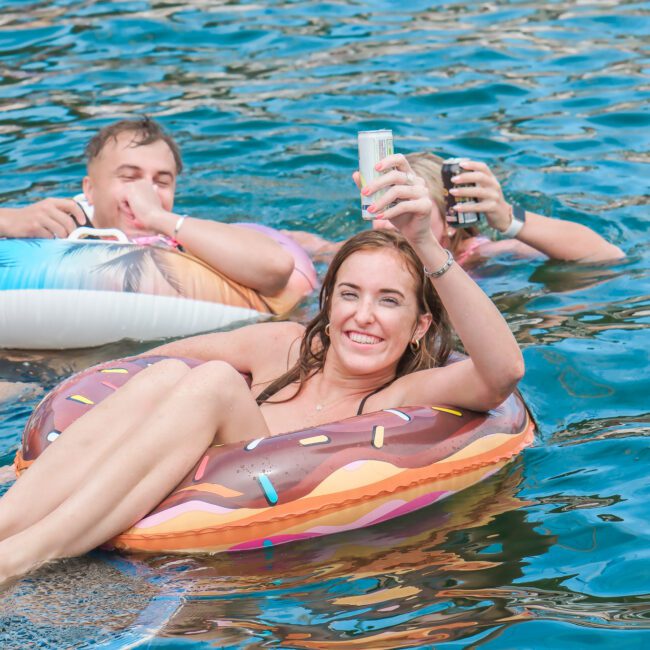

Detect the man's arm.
[
  {"left": 451, "top": 161, "right": 624, "bottom": 262},
  {"left": 0, "top": 199, "right": 86, "bottom": 239},
  {"left": 125, "top": 181, "right": 294, "bottom": 296},
  {"left": 176, "top": 219, "right": 295, "bottom": 295}
]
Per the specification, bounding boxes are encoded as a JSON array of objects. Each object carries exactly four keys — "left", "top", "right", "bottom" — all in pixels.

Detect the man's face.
[{"left": 82, "top": 131, "right": 178, "bottom": 236}]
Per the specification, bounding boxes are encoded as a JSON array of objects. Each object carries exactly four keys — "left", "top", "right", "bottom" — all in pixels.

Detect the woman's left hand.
[
  {"left": 353, "top": 154, "right": 433, "bottom": 244},
  {"left": 447, "top": 160, "right": 512, "bottom": 232}
]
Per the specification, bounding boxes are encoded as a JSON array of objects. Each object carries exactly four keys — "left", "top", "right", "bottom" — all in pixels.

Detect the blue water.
[{"left": 1, "top": 1, "right": 649, "bottom": 648}]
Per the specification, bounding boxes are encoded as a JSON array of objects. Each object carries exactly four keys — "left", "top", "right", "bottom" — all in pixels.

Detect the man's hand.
[
  {"left": 0, "top": 199, "right": 87, "bottom": 238},
  {"left": 123, "top": 180, "right": 167, "bottom": 232}
]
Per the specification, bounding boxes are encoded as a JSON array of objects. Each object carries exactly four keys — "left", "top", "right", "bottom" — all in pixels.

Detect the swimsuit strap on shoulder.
[{"left": 356, "top": 380, "right": 394, "bottom": 416}]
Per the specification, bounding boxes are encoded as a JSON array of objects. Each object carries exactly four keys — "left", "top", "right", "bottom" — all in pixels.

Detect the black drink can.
[{"left": 442, "top": 157, "right": 480, "bottom": 227}]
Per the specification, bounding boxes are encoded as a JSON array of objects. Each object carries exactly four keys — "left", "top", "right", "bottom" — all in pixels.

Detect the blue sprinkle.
[
  {"left": 258, "top": 474, "right": 278, "bottom": 505},
  {"left": 263, "top": 539, "right": 274, "bottom": 548}
]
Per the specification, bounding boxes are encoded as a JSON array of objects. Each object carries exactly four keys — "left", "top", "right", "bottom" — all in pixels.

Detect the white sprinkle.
[
  {"left": 383, "top": 409, "right": 411, "bottom": 421},
  {"left": 245, "top": 438, "right": 265, "bottom": 451}
]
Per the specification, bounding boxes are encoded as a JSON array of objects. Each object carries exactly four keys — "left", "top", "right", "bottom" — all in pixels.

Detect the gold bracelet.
[{"left": 424, "top": 249, "right": 454, "bottom": 279}]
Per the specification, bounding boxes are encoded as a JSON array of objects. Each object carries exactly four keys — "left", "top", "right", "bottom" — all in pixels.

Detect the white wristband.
[
  {"left": 500, "top": 204, "right": 526, "bottom": 238},
  {"left": 173, "top": 215, "right": 187, "bottom": 240}
]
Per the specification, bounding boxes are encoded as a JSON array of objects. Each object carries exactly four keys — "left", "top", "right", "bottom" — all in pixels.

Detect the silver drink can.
[
  {"left": 442, "top": 157, "right": 481, "bottom": 227},
  {"left": 358, "top": 129, "right": 394, "bottom": 220}
]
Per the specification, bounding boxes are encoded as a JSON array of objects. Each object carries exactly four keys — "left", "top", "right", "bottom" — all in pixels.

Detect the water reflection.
[
  {"left": 0, "top": 0, "right": 649, "bottom": 647},
  {"left": 550, "top": 413, "right": 650, "bottom": 447},
  {"left": 0, "top": 339, "right": 157, "bottom": 387},
  {"left": 146, "top": 465, "right": 553, "bottom": 647}
]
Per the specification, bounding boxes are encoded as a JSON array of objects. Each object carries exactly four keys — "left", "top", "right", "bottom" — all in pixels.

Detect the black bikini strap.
[{"left": 356, "top": 380, "right": 393, "bottom": 416}]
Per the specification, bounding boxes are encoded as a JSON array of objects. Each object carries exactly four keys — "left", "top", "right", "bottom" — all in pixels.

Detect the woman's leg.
[
  {"left": 0, "top": 358, "right": 192, "bottom": 541},
  {"left": 0, "top": 361, "right": 269, "bottom": 582}
]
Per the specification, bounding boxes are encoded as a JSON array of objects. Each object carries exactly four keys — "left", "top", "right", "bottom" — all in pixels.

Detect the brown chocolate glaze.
[{"left": 20, "top": 356, "right": 530, "bottom": 512}]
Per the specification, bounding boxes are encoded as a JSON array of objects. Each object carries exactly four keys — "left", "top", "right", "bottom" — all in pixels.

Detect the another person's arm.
[
  {"left": 124, "top": 181, "right": 295, "bottom": 296},
  {"left": 0, "top": 199, "right": 86, "bottom": 239},
  {"left": 146, "top": 320, "right": 304, "bottom": 378},
  {"left": 281, "top": 229, "right": 341, "bottom": 261},
  {"left": 450, "top": 160, "right": 624, "bottom": 262},
  {"left": 360, "top": 155, "right": 524, "bottom": 412}
]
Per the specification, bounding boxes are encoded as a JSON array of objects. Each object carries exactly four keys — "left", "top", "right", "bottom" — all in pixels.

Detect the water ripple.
[{"left": 0, "top": 1, "right": 649, "bottom": 647}]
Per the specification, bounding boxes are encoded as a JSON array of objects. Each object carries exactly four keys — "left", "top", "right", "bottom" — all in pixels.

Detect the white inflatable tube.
[{"left": 0, "top": 228, "right": 316, "bottom": 350}]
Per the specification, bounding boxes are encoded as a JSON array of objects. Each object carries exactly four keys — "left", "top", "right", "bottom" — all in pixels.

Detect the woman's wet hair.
[
  {"left": 257, "top": 229, "right": 453, "bottom": 405},
  {"left": 85, "top": 116, "right": 183, "bottom": 174},
  {"left": 406, "top": 152, "right": 479, "bottom": 253}
]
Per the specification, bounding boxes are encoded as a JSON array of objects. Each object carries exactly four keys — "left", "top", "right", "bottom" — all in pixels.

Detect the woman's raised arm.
[
  {"left": 450, "top": 160, "right": 624, "bottom": 262},
  {"left": 364, "top": 154, "right": 524, "bottom": 411}
]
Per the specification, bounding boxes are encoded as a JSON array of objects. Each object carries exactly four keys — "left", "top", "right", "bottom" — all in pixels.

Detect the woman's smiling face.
[{"left": 326, "top": 248, "right": 431, "bottom": 376}]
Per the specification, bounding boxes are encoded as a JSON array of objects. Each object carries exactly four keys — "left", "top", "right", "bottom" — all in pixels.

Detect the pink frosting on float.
[
  {"left": 309, "top": 499, "right": 412, "bottom": 535},
  {"left": 133, "top": 500, "right": 235, "bottom": 529},
  {"left": 228, "top": 490, "right": 450, "bottom": 551},
  {"left": 343, "top": 460, "right": 367, "bottom": 471},
  {"left": 227, "top": 501, "right": 408, "bottom": 552},
  {"left": 308, "top": 491, "right": 450, "bottom": 533},
  {"left": 367, "top": 490, "right": 451, "bottom": 526}
]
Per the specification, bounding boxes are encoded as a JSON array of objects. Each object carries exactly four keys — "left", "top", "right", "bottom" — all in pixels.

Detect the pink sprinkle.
[
  {"left": 194, "top": 455, "right": 209, "bottom": 481},
  {"left": 101, "top": 381, "right": 119, "bottom": 391}
]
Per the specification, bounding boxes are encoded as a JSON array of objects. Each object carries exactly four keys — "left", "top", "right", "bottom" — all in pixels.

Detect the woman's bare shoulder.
[
  {"left": 247, "top": 320, "right": 305, "bottom": 363},
  {"left": 245, "top": 321, "right": 305, "bottom": 384}
]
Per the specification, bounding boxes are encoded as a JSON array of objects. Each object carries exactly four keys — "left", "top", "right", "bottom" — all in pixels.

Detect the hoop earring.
[
  {"left": 410, "top": 338, "right": 420, "bottom": 353},
  {"left": 325, "top": 323, "right": 331, "bottom": 337}
]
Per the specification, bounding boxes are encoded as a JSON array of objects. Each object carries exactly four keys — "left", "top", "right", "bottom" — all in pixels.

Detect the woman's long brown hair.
[{"left": 256, "top": 230, "right": 453, "bottom": 406}]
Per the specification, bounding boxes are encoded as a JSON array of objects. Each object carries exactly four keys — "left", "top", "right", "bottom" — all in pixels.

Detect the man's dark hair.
[{"left": 85, "top": 116, "right": 183, "bottom": 174}]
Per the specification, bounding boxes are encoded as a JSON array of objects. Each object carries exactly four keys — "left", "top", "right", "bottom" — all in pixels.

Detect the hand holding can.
[
  {"left": 358, "top": 130, "right": 394, "bottom": 220},
  {"left": 357, "top": 153, "right": 434, "bottom": 245},
  {"left": 442, "top": 158, "right": 481, "bottom": 227},
  {"left": 444, "top": 159, "right": 513, "bottom": 232}
]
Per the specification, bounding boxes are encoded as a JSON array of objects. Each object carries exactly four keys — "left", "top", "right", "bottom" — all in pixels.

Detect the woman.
[
  {"left": 0, "top": 155, "right": 524, "bottom": 584},
  {"left": 290, "top": 152, "right": 624, "bottom": 264}
]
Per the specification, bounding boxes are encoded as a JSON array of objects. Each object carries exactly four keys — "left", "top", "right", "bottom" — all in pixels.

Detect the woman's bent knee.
[
  {"left": 144, "top": 357, "right": 191, "bottom": 375},
  {"left": 131, "top": 358, "right": 190, "bottom": 387},
  {"left": 177, "top": 361, "right": 248, "bottom": 403},
  {"left": 194, "top": 360, "right": 244, "bottom": 383}
]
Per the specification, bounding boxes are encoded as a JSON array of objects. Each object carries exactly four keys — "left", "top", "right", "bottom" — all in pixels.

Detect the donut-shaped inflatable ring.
[
  {"left": 15, "top": 355, "right": 535, "bottom": 553},
  {"left": 0, "top": 224, "right": 316, "bottom": 349}
]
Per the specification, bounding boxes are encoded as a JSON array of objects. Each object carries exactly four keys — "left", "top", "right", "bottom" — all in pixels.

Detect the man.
[{"left": 0, "top": 117, "right": 294, "bottom": 297}]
